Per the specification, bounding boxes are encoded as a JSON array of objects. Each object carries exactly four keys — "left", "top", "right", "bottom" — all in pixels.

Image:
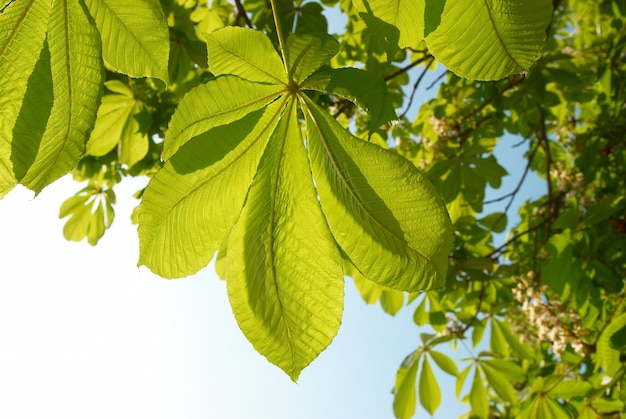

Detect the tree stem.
[{"left": 268, "top": 0, "right": 290, "bottom": 78}]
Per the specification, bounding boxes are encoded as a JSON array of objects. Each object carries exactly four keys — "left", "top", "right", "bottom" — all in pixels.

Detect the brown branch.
[{"left": 234, "top": 0, "right": 254, "bottom": 28}]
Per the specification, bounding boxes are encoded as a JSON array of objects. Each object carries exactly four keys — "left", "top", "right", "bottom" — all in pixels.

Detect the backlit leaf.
[
  {"left": 429, "top": 350, "right": 458, "bottom": 377},
  {"left": 305, "top": 67, "right": 398, "bottom": 133},
  {"left": 0, "top": 0, "right": 51, "bottom": 196},
  {"left": 419, "top": 356, "right": 441, "bottom": 415},
  {"left": 203, "top": 26, "right": 287, "bottom": 83},
  {"left": 163, "top": 76, "right": 284, "bottom": 159},
  {"left": 84, "top": 0, "right": 169, "bottom": 83},
  {"left": 425, "top": 0, "right": 553, "bottom": 80},
  {"left": 470, "top": 368, "right": 488, "bottom": 419},
  {"left": 302, "top": 96, "right": 453, "bottom": 292},
  {"left": 354, "top": 0, "right": 424, "bottom": 49},
  {"left": 226, "top": 100, "right": 343, "bottom": 381},
  {"left": 597, "top": 312, "right": 626, "bottom": 377},
  {"left": 139, "top": 101, "right": 284, "bottom": 278},
  {"left": 20, "top": 0, "right": 104, "bottom": 193},
  {"left": 393, "top": 351, "right": 420, "bottom": 419},
  {"left": 286, "top": 32, "right": 338, "bottom": 83}
]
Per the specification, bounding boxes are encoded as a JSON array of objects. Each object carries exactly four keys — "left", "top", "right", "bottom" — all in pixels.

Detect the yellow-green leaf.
[
  {"left": 302, "top": 96, "right": 453, "bottom": 292},
  {"left": 419, "top": 356, "right": 441, "bottom": 415},
  {"left": 84, "top": 0, "right": 169, "bottom": 83},
  {"left": 226, "top": 100, "right": 343, "bottom": 381}
]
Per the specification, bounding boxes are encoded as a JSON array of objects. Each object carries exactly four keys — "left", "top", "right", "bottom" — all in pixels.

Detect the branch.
[
  {"left": 486, "top": 216, "right": 552, "bottom": 259},
  {"left": 459, "top": 285, "right": 486, "bottom": 336},
  {"left": 460, "top": 76, "right": 526, "bottom": 125},
  {"left": 384, "top": 53, "right": 432, "bottom": 82},
  {"left": 234, "top": 0, "right": 254, "bottom": 28},
  {"left": 399, "top": 56, "right": 435, "bottom": 119},
  {"left": 426, "top": 70, "right": 448, "bottom": 90},
  {"left": 483, "top": 140, "right": 542, "bottom": 230},
  {"left": 537, "top": 105, "right": 554, "bottom": 239}
]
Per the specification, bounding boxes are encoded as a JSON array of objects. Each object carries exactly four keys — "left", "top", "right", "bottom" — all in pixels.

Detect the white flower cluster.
[
  {"left": 550, "top": 162, "right": 585, "bottom": 202},
  {"left": 511, "top": 272, "right": 587, "bottom": 357},
  {"left": 429, "top": 115, "right": 455, "bottom": 139}
]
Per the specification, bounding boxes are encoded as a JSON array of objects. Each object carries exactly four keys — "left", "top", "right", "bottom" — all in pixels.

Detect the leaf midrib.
[
  {"left": 482, "top": 0, "right": 521, "bottom": 69},
  {"left": 266, "top": 99, "right": 297, "bottom": 376}
]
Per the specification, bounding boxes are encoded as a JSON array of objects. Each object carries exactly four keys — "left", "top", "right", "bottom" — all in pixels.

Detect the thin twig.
[
  {"left": 426, "top": 70, "right": 448, "bottom": 90},
  {"left": 268, "top": 0, "right": 289, "bottom": 77},
  {"left": 460, "top": 76, "right": 525, "bottom": 125},
  {"left": 487, "top": 216, "right": 552, "bottom": 259},
  {"left": 399, "top": 56, "right": 435, "bottom": 119},
  {"left": 483, "top": 140, "right": 541, "bottom": 213},
  {"left": 459, "top": 285, "right": 485, "bottom": 335},
  {"left": 537, "top": 105, "right": 554, "bottom": 239},
  {"left": 384, "top": 54, "right": 432, "bottom": 82}
]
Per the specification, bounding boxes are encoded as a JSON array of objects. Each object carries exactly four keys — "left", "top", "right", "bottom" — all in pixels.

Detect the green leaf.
[
  {"left": 419, "top": 356, "right": 441, "bottom": 416},
  {"left": 547, "top": 379, "right": 592, "bottom": 398},
  {"left": 470, "top": 367, "right": 489, "bottom": 419},
  {"left": 591, "top": 398, "right": 625, "bottom": 413},
  {"left": 305, "top": 67, "right": 398, "bottom": 133},
  {"left": 609, "top": 324, "right": 626, "bottom": 352},
  {"left": 352, "top": 272, "right": 384, "bottom": 305},
  {"left": 163, "top": 76, "right": 284, "bottom": 160},
  {"left": 138, "top": 100, "right": 284, "bottom": 278},
  {"left": 472, "top": 319, "right": 487, "bottom": 347},
  {"left": 203, "top": 26, "right": 287, "bottom": 84},
  {"left": 84, "top": 0, "right": 169, "bottom": 83},
  {"left": 429, "top": 350, "right": 458, "bottom": 377},
  {"left": 354, "top": 0, "right": 424, "bottom": 49},
  {"left": 87, "top": 80, "right": 150, "bottom": 167},
  {"left": 393, "top": 352, "right": 420, "bottom": 419},
  {"left": 302, "top": 96, "right": 453, "bottom": 292},
  {"left": 478, "top": 212, "right": 507, "bottom": 233},
  {"left": 60, "top": 186, "right": 114, "bottom": 245},
  {"left": 456, "top": 364, "right": 471, "bottom": 399},
  {"left": 20, "top": 0, "right": 104, "bottom": 193},
  {"left": 597, "top": 312, "right": 626, "bottom": 377},
  {"left": 286, "top": 33, "right": 338, "bottom": 83},
  {"left": 226, "top": 100, "right": 343, "bottom": 381},
  {"left": 0, "top": 0, "right": 51, "bottom": 197},
  {"left": 490, "top": 316, "right": 510, "bottom": 358},
  {"left": 380, "top": 288, "right": 404, "bottom": 316},
  {"left": 493, "top": 318, "right": 536, "bottom": 360},
  {"left": 424, "top": 0, "right": 553, "bottom": 80},
  {"left": 140, "top": 27, "right": 455, "bottom": 382},
  {"left": 481, "top": 361, "right": 518, "bottom": 403},
  {"left": 413, "top": 296, "right": 428, "bottom": 326},
  {"left": 481, "top": 359, "right": 526, "bottom": 382}
]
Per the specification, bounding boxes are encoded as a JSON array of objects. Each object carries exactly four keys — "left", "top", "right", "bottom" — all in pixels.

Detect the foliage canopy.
[{"left": 1, "top": 0, "right": 626, "bottom": 417}]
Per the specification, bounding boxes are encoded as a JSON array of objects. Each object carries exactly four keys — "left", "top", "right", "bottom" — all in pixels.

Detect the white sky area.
[
  {"left": 0, "top": 175, "right": 471, "bottom": 418},
  {"left": 0, "top": 133, "right": 540, "bottom": 418}
]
